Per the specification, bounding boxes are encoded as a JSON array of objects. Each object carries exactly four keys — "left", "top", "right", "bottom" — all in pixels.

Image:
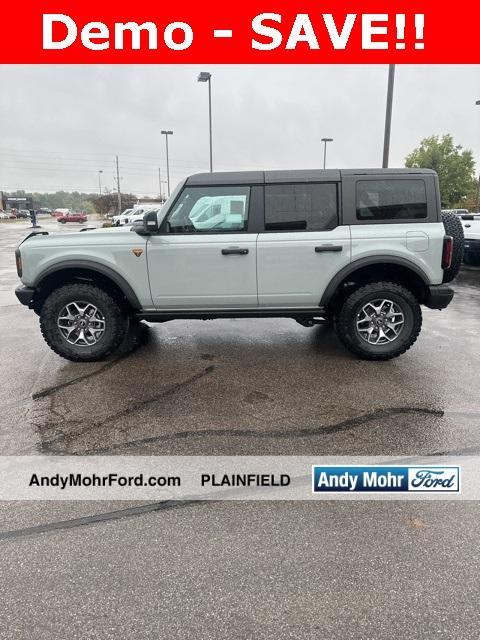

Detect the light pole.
[
  {"left": 161, "top": 130, "right": 173, "bottom": 196},
  {"left": 97, "top": 170, "right": 103, "bottom": 196},
  {"left": 382, "top": 64, "right": 396, "bottom": 168},
  {"left": 197, "top": 72, "right": 213, "bottom": 172},
  {"left": 476, "top": 100, "right": 480, "bottom": 211},
  {"left": 321, "top": 138, "right": 333, "bottom": 169}
]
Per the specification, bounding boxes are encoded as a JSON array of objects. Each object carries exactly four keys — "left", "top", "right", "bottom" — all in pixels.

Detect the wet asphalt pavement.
[{"left": 0, "top": 218, "right": 479, "bottom": 639}]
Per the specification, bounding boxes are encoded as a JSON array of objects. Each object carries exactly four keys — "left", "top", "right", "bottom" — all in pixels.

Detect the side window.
[
  {"left": 356, "top": 180, "right": 428, "bottom": 221},
  {"left": 166, "top": 186, "right": 250, "bottom": 233},
  {"left": 264, "top": 183, "right": 338, "bottom": 231}
]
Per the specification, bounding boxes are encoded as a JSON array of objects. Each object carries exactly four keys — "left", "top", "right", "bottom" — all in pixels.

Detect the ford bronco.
[{"left": 14, "top": 169, "right": 464, "bottom": 362}]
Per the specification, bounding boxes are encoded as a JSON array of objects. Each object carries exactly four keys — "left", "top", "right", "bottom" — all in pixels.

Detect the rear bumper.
[
  {"left": 424, "top": 284, "right": 454, "bottom": 310},
  {"left": 15, "top": 285, "right": 35, "bottom": 307}
]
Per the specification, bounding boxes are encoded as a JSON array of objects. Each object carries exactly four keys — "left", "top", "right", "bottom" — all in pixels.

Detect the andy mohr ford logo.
[{"left": 312, "top": 466, "right": 460, "bottom": 493}]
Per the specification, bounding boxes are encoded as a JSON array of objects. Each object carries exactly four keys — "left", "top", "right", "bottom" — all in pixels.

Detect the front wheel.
[
  {"left": 335, "top": 282, "right": 422, "bottom": 361},
  {"left": 40, "top": 283, "right": 129, "bottom": 362}
]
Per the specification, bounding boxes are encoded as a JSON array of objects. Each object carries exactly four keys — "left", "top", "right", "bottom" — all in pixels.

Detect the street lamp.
[
  {"left": 321, "top": 138, "right": 333, "bottom": 169},
  {"left": 197, "top": 72, "right": 213, "bottom": 172},
  {"left": 382, "top": 64, "right": 396, "bottom": 168},
  {"left": 98, "top": 170, "right": 103, "bottom": 196},
  {"left": 161, "top": 130, "right": 173, "bottom": 196}
]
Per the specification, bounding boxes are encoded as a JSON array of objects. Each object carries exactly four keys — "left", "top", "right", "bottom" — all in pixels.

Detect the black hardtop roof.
[{"left": 186, "top": 168, "right": 436, "bottom": 186}]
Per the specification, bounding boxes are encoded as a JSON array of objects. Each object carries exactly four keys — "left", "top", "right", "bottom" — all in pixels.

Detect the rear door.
[
  {"left": 147, "top": 184, "right": 260, "bottom": 309},
  {"left": 257, "top": 181, "right": 351, "bottom": 307}
]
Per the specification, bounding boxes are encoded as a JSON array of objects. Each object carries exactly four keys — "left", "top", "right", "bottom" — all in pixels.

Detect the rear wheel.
[
  {"left": 40, "top": 283, "right": 128, "bottom": 362},
  {"left": 335, "top": 281, "right": 422, "bottom": 360}
]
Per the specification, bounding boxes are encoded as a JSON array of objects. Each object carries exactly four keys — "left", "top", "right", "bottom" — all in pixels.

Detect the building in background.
[{"left": 6, "top": 195, "right": 34, "bottom": 211}]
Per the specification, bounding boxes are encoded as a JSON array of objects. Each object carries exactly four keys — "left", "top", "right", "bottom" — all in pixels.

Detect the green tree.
[
  {"left": 405, "top": 134, "right": 476, "bottom": 208},
  {"left": 92, "top": 193, "right": 138, "bottom": 216}
]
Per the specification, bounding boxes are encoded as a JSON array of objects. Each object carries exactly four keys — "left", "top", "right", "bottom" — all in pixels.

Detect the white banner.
[{"left": 0, "top": 455, "right": 478, "bottom": 500}]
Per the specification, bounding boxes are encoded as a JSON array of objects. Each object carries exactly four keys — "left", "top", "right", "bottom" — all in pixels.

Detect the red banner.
[{"left": 1, "top": 0, "right": 479, "bottom": 63}]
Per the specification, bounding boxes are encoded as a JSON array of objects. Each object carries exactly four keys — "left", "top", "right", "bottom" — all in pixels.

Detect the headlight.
[{"left": 15, "top": 249, "right": 22, "bottom": 277}]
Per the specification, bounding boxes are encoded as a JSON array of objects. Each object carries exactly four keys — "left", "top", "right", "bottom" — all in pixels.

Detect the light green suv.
[{"left": 15, "top": 169, "right": 463, "bottom": 362}]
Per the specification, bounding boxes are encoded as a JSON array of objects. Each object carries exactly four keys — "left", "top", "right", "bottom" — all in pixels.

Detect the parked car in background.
[
  {"left": 0, "top": 212, "right": 9, "bottom": 219},
  {"left": 128, "top": 206, "right": 159, "bottom": 225},
  {"left": 16, "top": 210, "right": 30, "bottom": 219},
  {"left": 52, "top": 208, "right": 71, "bottom": 218},
  {"left": 57, "top": 212, "right": 88, "bottom": 224},
  {"left": 112, "top": 208, "right": 134, "bottom": 226},
  {"left": 461, "top": 214, "right": 480, "bottom": 266}
]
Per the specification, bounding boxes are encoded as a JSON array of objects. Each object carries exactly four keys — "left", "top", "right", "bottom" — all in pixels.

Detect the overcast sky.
[{"left": 1, "top": 64, "right": 479, "bottom": 196}]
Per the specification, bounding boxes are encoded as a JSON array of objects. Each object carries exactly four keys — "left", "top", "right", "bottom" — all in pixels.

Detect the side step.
[{"left": 137, "top": 307, "right": 327, "bottom": 323}]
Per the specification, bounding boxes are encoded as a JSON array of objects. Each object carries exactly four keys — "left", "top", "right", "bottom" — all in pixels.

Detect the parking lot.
[{"left": 1, "top": 218, "right": 480, "bottom": 638}]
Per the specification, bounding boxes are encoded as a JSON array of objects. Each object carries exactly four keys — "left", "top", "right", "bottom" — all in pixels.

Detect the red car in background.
[{"left": 57, "top": 212, "right": 88, "bottom": 224}]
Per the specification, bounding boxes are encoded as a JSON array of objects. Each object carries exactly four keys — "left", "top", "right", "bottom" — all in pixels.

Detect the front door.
[{"left": 147, "top": 184, "right": 258, "bottom": 309}]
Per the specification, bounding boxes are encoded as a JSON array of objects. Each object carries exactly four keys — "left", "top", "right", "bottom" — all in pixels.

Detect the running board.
[{"left": 137, "top": 307, "right": 326, "bottom": 322}]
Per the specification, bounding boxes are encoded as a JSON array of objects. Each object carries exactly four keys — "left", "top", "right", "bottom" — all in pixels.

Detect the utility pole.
[
  {"left": 197, "top": 72, "right": 213, "bottom": 171},
  {"left": 115, "top": 155, "right": 122, "bottom": 214},
  {"left": 158, "top": 167, "right": 162, "bottom": 199},
  {"left": 98, "top": 170, "right": 103, "bottom": 196},
  {"left": 382, "top": 64, "right": 395, "bottom": 168}
]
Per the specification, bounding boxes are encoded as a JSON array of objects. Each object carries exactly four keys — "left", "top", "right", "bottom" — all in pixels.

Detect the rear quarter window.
[{"left": 356, "top": 179, "right": 428, "bottom": 221}]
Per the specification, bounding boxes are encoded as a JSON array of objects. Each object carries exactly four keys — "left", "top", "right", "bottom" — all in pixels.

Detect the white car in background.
[
  {"left": 112, "top": 209, "right": 134, "bottom": 226},
  {"left": 128, "top": 205, "right": 160, "bottom": 225},
  {"left": 460, "top": 213, "right": 480, "bottom": 266}
]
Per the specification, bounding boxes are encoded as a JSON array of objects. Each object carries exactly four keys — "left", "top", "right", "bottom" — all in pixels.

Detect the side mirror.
[{"left": 133, "top": 209, "right": 161, "bottom": 236}]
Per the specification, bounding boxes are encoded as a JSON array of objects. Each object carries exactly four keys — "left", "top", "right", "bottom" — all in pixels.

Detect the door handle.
[
  {"left": 221, "top": 248, "right": 249, "bottom": 255},
  {"left": 315, "top": 245, "right": 343, "bottom": 253}
]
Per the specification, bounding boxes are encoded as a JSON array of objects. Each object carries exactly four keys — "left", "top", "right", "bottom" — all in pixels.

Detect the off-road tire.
[
  {"left": 40, "top": 283, "right": 128, "bottom": 362},
  {"left": 335, "top": 281, "right": 422, "bottom": 361},
  {"left": 441, "top": 211, "right": 464, "bottom": 282}
]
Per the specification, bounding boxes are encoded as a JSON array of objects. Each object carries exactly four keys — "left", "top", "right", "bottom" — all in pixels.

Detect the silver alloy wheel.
[
  {"left": 57, "top": 301, "right": 106, "bottom": 347},
  {"left": 356, "top": 298, "right": 405, "bottom": 345}
]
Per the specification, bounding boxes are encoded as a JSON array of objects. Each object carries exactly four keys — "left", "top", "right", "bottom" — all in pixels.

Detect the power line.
[
  {"left": 0, "top": 148, "right": 269, "bottom": 170},
  {"left": 0, "top": 147, "right": 207, "bottom": 168}
]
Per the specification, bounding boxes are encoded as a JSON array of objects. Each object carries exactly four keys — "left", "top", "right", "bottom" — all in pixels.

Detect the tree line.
[{"left": 2, "top": 190, "right": 139, "bottom": 215}]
